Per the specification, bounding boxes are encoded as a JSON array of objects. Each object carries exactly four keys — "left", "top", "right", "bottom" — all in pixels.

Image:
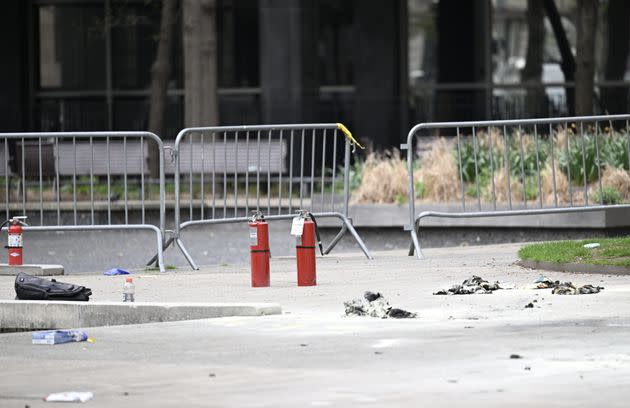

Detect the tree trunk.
[
  {"left": 522, "top": 0, "right": 546, "bottom": 118},
  {"left": 575, "top": 0, "right": 598, "bottom": 116},
  {"left": 148, "top": 0, "right": 178, "bottom": 178},
  {"left": 183, "top": 0, "right": 218, "bottom": 127},
  {"left": 542, "top": 0, "right": 575, "bottom": 115},
  {"left": 601, "top": 0, "right": 630, "bottom": 114}
]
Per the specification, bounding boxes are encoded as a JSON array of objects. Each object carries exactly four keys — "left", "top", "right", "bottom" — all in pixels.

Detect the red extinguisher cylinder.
[
  {"left": 296, "top": 219, "right": 316, "bottom": 286},
  {"left": 249, "top": 220, "right": 270, "bottom": 287},
  {"left": 7, "top": 222, "right": 23, "bottom": 266}
]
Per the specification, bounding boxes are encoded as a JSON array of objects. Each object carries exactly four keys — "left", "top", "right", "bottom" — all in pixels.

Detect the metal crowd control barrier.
[
  {"left": 160, "top": 123, "right": 373, "bottom": 270},
  {"left": 0, "top": 132, "right": 166, "bottom": 272},
  {"left": 403, "top": 114, "right": 630, "bottom": 258}
]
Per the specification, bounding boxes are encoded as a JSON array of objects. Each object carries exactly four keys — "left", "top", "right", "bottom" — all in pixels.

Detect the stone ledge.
[
  {"left": 0, "top": 300, "right": 282, "bottom": 330},
  {"left": 0, "top": 264, "right": 64, "bottom": 276}
]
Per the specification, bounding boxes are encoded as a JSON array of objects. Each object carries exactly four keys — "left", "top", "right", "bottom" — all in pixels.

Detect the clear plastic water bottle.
[{"left": 123, "top": 278, "right": 135, "bottom": 302}]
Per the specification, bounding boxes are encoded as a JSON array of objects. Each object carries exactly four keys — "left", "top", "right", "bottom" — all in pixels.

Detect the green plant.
[
  {"left": 593, "top": 186, "right": 622, "bottom": 205},
  {"left": 558, "top": 133, "right": 605, "bottom": 185},
  {"left": 604, "top": 133, "right": 630, "bottom": 171},
  {"left": 414, "top": 180, "right": 425, "bottom": 199}
]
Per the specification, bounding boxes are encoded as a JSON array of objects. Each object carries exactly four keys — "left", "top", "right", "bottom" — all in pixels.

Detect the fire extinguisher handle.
[{"left": 306, "top": 212, "right": 324, "bottom": 256}]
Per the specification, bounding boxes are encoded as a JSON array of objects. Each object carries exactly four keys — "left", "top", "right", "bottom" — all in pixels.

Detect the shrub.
[
  {"left": 592, "top": 186, "right": 622, "bottom": 205},
  {"left": 558, "top": 133, "right": 605, "bottom": 185}
]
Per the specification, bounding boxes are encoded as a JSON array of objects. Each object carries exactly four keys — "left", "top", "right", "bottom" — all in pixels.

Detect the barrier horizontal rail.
[
  {"left": 403, "top": 114, "right": 630, "bottom": 258},
  {"left": 159, "top": 123, "right": 372, "bottom": 270},
  {"left": 0, "top": 131, "right": 166, "bottom": 272}
]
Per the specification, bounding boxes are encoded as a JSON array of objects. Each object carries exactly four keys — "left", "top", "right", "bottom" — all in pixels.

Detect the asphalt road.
[{"left": 2, "top": 244, "right": 630, "bottom": 407}]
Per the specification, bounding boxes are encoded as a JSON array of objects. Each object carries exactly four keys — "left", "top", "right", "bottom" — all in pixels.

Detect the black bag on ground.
[{"left": 14, "top": 273, "right": 92, "bottom": 301}]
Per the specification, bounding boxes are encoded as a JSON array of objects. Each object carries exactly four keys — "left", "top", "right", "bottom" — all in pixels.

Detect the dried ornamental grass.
[
  {"left": 351, "top": 151, "right": 408, "bottom": 204},
  {"left": 600, "top": 167, "right": 630, "bottom": 201},
  {"left": 415, "top": 138, "right": 460, "bottom": 202}
]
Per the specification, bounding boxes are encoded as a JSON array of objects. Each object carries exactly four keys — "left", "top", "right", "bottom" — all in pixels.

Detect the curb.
[
  {"left": 516, "top": 259, "right": 630, "bottom": 275},
  {"left": 0, "top": 264, "right": 64, "bottom": 276},
  {"left": 0, "top": 300, "right": 282, "bottom": 330}
]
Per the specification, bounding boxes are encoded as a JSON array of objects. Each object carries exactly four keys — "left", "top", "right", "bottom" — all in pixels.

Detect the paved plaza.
[{"left": 1, "top": 243, "right": 630, "bottom": 407}]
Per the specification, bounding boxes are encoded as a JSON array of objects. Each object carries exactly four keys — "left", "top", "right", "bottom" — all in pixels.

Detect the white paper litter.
[
  {"left": 44, "top": 392, "right": 94, "bottom": 403},
  {"left": 583, "top": 243, "right": 600, "bottom": 249}
]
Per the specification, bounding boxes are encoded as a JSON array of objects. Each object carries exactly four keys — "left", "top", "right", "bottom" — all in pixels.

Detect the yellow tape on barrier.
[{"left": 336, "top": 123, "right": 365, "bottom": 150}]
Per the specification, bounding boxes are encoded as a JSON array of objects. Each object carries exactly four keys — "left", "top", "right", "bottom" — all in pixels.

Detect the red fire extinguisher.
[
  {"left": 2, "top": 216, "right": 28, "bottom": 266},
  {"left": 249, "top": 210, "right": 270, "bottom": 287},
  {"left": 293, "top": 211, "right": 323, "bottom": 286}
]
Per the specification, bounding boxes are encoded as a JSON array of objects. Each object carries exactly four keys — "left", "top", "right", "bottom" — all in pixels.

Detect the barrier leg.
[
  {"left": 341, "top": 217, "right": 374, "bottom": 260},
  {"left": 323, "top": 224, "right": 347, "bottom": 255},
  {"left": 146, "top": 236, "right": 175, "bottom": 267},
  {"left": 409, "top": 223, "right": 424, "bottom": 259},
  {"left": 175, "top": 238, "right": 199, "bottom": 270}
]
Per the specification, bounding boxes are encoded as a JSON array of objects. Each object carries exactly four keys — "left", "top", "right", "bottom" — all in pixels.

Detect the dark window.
[
  {"left": 111, "top": 1, "right": 183, "bottom": 90},
  {"left": 217, "top": 0, "right": 259, "bottom": 87},
  {"left": 318, "top": 0, "right": 353, "bottom": 86},
  {"left": 38, "top": 4, "right": 106, "bottom": 90}
]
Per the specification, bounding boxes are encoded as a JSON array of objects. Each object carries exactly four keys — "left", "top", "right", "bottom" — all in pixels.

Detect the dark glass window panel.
[
  {"left": 111, "top": 1, "right": 183, "bottom": 90},
  {"left": 38, "top": 5, "right": 106, "bottom": 90},
  {"left": 217, "top": 0, "right": 259, "bottom": 87},
  {"left": 36, "top": 98, "right": 108, "bottom": 132},
  {"left": 113, "top": 96, "right": 183, "bottom": 139},
  {"left": 318, "top": 0, "right": 353, "bottom": 86}
]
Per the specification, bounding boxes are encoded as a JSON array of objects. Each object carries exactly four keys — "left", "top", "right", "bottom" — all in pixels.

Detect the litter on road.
[
  {"left": 32, "top": 330, "right": 91, "bottom": 345},
  {"left": 433, "top": 275, "right": 507, "bottom": 295},
  {"left": 534, "top": 276, "right": 604, "bottom": 294},
  {"left": 344, "top": 291, "right": 417, "bottom": 319},
  {"left": 104, "top": 268, "right": 130, "bottom": 276},
  {"left": 44, "top": 392, "right": 93, "bottom": 403}
]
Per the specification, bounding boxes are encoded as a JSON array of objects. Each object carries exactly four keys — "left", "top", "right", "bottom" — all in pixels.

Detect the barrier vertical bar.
[
  {"left": 320, "top": 129, "right": 327, "bottom": 212},
  {"left": 267, "top": 130, "right": 272, "bottom": 215},
  {"left": 472, "top": 127, "right": 481, "bottom": 210},
  {"left": 123, "top": 136, "right": 129, "bottom": 224},
  {"left": 189, "top": 133, "right": 194, "bottom": 219},
  {"left": 456, "top": 127, "right": 465, "bottom": 210},
  {"left": 106, "top": 136, "right": 111, "bottom": 224},
  {"left": 564, "top": 122, "right": 573, "bottom": 207},
  {"left": 549, "top": 123, "right": 558, "bottom": 207},
  {"left": 518, "top": 125, "right": 526, "bottom": 208},
  {"left": 330, "top": 129, "right": 337, "bottom": 211},
  {"left": 488, "top": 126, "right": 496, "bottom": 210},
  {"left": 343, "top": 137, "right": 350, "bottom": 217},
  {"left": 300, "top": 129, "right": 305, "bottom": 208},
  {"left": 289, "top": 130, "right": 294, "bottom": 213},
  {"left": 310, "top": 129, "right": 316, "bottom": 210},
  {"left": 594, "top": 122, "right": 603, "bottom": 204},
  {"left": 72, "top": 137, "right": 77, "bottom": 224},
  {"left": 200, "top": 133, "right": 205, "bottom": 220},
  {"left": 38, "top": 137, "right": 43, "bottom": 225},
  {"left": 503, "top": 125, "right": 512, "bottom": 210},
  {"left": 245, "top": 130, "right": 250, "bottom": 214},
  {"left": 257, "top": 130, "right": 261, "bottom": 210},
  {"left": 21, "top": 138, "right": 26, "bottom": 217},
  {"left": 55, "top": 137, "right": 60, "bottom": 225},
  {"left": 4, "top": 138, "right": 8, "bottom": 220},
  {"left": 140, "top": 136, "right": 145, "bottom": 224},
  {"left": 534, "top": 125, "right": 542, "bottom": 208},
  {"left": 278, "top": 130, "right": 283, "bottom": 213},
  {"left": 580, "top": 122, "right": 588, "bottom": 205},
  {"left": 90, "top": 137, "right": 95, "bottom": 224},
  {"left": 223, "top": 131, "right": 227, "bottom": 218},
  {"left": 212, "top": 132, "right": 216, "bottom": 219},
  {"left": 234, "top": 132, "right": 239, "bottom": 217}
]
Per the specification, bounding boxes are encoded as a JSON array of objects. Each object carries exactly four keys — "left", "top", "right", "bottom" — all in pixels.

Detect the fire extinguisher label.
[
  {"left": 290, "top": 217, "right": 305, "bottom": 236},
  {"left": 8, "top": 234, "right": 21, "bottom": 247},
  {"left": 249, "top": 229, "right": 258, "bottom": 246}
]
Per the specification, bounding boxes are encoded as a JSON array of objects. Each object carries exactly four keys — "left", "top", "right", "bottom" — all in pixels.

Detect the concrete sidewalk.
[{"left": 1, "top": 243, "right": 630, "bottom": 407}]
